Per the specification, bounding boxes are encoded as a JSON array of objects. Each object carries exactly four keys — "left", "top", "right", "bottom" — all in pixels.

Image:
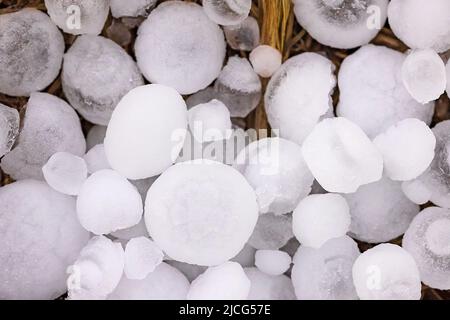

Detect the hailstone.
[
  {"left": 84, "top": 144, "right": 111, "bottom": 174},
  {"left": 111, "top": 0, "right": 157, "bottom": 18},
  {"left": 255, "top": 250, "right": 291, "bottom": 276},
  {"left": 124, "top": 237, "right": 164, "bottom": 280},
  {"left": 248, "top": 213, "right": 294, "bottom": 250},
  {"left": 245, "top": 268, "right": 296, "bottom": 300},
  {"left": 202, "top": 0, "right": 252, "bottom": 26},
  {"left": 249, "top": 45, "right": 283, "bottom": 78},
  {"left": 0, "top": 103, "right": 19, "bottom": 157},
  {"left": 224, "top": 16, "right": 260, "bottom": 51}
]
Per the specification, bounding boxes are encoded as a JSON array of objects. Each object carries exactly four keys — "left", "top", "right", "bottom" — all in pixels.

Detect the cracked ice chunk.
[
  {"left": 245, "top": 268, "right": 296, "bottom": 300},
  {"left": 224, "top": 16, "right": 260, "bottom": 51},
  {"left": 0, "top": 103, "right": 19, "bottom": 157},
  {"left": 135, "top": 1, "right": 226, "bottom": 95},
  {"left": 302, "top": 117, "right": 383, "bottom": 193},
  {"left": 401, "top": 179, "right": 432, "bottom": 205},
  {"left": 250, "top": 45, "right": 282, "bottom": 78},
  {"left": 84, "top": 144, "right": 111, "bottom": 174},
  {"left": 0, "top": 9, "right": 64, "bottom": 97},
  {"left": 111, "top": 0, "right": 157, "bottom": 18},
  {"left": 248, "top": 213, "right": 294, "bottom": 250},
  {"left": 352, "top": 244, "right": 421, "bottom": 300},
  {"left": 124, "top": 237, "right": 164, "bottom": 280},
  {"left": 255, "top": 250, "right": 291, "bottom": 276},
  {"left": 86, "top": 126, "right": 107, "bottom": 150},
  {"left": 202, "top": 0, "right": 251, "bottom": 26}
]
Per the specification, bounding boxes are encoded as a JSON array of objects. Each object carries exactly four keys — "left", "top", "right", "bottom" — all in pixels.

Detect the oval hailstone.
[
  {"left": 202, "top": 0, "right": 252, "bottom": 26},
  {"left": 254, "top": 250, "right": 291, "bottom": 276},
  {"left": 250, "top": 45, "right": 283, "bottom": 78},
  {"left": 104, "top": 84, "right": 188, "bottom": 180},
  {"left": 145, "top": 161, "right": 258, "bottom": 266}
]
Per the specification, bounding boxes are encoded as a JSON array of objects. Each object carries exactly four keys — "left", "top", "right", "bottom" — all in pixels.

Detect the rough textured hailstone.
[
  {"left": 111, "top": 0, "right": 157, "bottom": 18},
  {"left": 293, "top": 194, "right": 351, "bottom": 248},
  {"left": 265, "top": 52, "right": 336, "bottom": 145},
  {"left": 223, "top": 16, "right": 260, "bottom": 51},
  {"left": 352, "top": 244, "right": 421, "bottom": 300},
  {"left": 124, "top": 237, "right": 164, "bottom": 280},
  {"left": 373, "top": 119, "right": 436, "bottom": 181},
  {"left": 104, "top": 84, "right": 188, "bottom": 180},
  {"left": 248, "top": 213, "right": 294, "bottom": 250},
  {"left": 403, "top": 207, "right": 450, "bottom": 290},
  {"left": 84, "top": 144, "right": 111, "bottom": 174},
  {"left": 135, "top": 1, "right": 226, "bottom": 95},
  {"left": 401, "top": 179, "right": 432, "bottom": 205},
  {"left": 0, "top": 9, "right": 64, "bottom": 97},
  {"left": 187, "top": 262, "right": 250, "bottom": 300},
  {"left": 87, "top": 126, "right": 107, "bottom": 150},
  {"left": 0, "top": 103, "right": 19, "bottom": 157},
  {"left": 302, "top": 117, "right": 383, "bottom": 193},
  {"left": 202, "top": 0, "right": 252, "bottom": 26},
  {"left": 77, "top": 169, "right": 143, "bottom": 235},
  {"left": 0, "top": 180, "right": 89, "bottom": 300},
  {"left": 255, "top": 250, "right": 291, "bottom": 276},
  {"left": 245, "top": 268, "right": 296, "bottom": 300},
  {"left": 145, "top": 161, "right": 258, "bottom": 266}
]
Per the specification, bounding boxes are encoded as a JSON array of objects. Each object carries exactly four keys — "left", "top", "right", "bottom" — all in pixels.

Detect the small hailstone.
[
  {"left": 293, "top": 0, "right": 388, "bottom": 49},
  {"left": 0, "top": 9, "right": 64, "bottom": 97},
  {"left": 352, "top": 244, "right": 421, "bottom": 300},
  {"left": 401, "top": 179, "right": 432, "bottom": 205},
  {"left": 388, "top": 0, "right": 450, "bottom": 53},
  {"left": 373, "top": 119, "right": 436, "bottom": 181},
  {"left": 248, "top": 213, "right": 294, "bottom": 250},
  {"left": 84, "top": 144, "right": 111, "bottom": 174},
  {"left": 86, "top": 126, "right": 107, "bottom": 150},
  {"left": 302, "top": 117, "right": 383, "bottom": 194},
  {"left": 231, "top": 244, "right": 256, "bottom": 268},
  {"left": 135, "top": 1, "right": 226, "bottom": 95},
  {"left": 250, "top": 45, "right": 282, "bottom": 78},
  {"left": 202, "top": 0, "right": 252, "bottom": 26},
  {"left": 104, "top": 84, "right": 188, "bottom": 180},
  {"left": 223, "top": 16, "right": 260, "bottom": 51},
  {"left": 292, "top": 194, "right": 351, "bottom": 249},
  {"left": 403, "top": 207, "right": 450, "bottom": 290},
  {"left": 187, "top": 262, "right": 250, "bottom": 300},
  {"left": 124, "top": 237, "right": 164, "bottom": 280},
  {"left": 245, "top": 268, "right": 296, "bottom": 300},
  {"left": 292, "top": 236, "right": 360, "bottom": 300},
  {"left": 111, "top": 0, "right": 157, "bottom": 18},
  {"left": 145, "top": 161, "right": 258, "bottom": 266},
  {"left": 0, "top": 103, "right": 19, "bottom": 157},
  {"left": 265, "top": 53, "right": 336, "bottom": 145},
  {"left": 1, "top": 93, "right": 86, "bottom": 181},
  {"left": 401, "top": 49, "right": 447, "bottom": 104},
  {"left": 42, "top": 152, "right": 88, "bottom": 196},
  {"left": 166, "top": 261, "right": 208, "bottom": 283},
  {"left": 111, "top": 219, "right": 149, "bottom": 240},
  {"left": 255, "top": 250, "right": 291, "bottom": 276},
  {"left": 77, "top": 169, "right": 143, "bottom": 235}
]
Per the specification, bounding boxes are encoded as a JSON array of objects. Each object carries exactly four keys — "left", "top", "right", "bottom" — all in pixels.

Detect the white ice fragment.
[
  {"left": 0, "top": 103, "right": 19, "bottom": 157},
  {"left": 202, "top": 0, "right": 251, "bottom": 26},
  {"left": 250, "top": 45, "right": 282, "bottom": 78},
  {"left": 124, "top": 237, "right": 164, "bottom": 280},
  {"left": 224, "top": 16, "right": 260, "bottom": 51},
  {"left": 401, "top": 179, "right": 432, "bottom": 205},
  {"left": 255, "top": 250, "right": 291, "bottom": 276},
  {"left": 248, "top": 213, "right": 294, "bottom": 250},
  {"left": 111, "top": 0, "right": 157, "bottom": 18},
  {"left": 86, "top": 126, "right": 107, "bottom": 150},
  {"left": 84, "top": 144, "right": 111, "bottom": 174},
  {"left": 245, "top": 268, "right": 296, "bottom": 300}
]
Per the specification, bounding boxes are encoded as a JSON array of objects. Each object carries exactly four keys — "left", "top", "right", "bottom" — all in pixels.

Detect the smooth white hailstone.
[
  {"left": 84, "top": 144, "right": 111, "bottom": 174},
  {"left": 86, "top": 126, "right": 107, "bottom": 150},
  {"left": 403, "top": 207, "right": 450, "bottom": 290},
  {"left": 0, "top": 103, "right": 19, "bottom": 157},
  {"left": 145, "top": 161, "right": 258, "bottom": 266},
  {"left": 293, "top": 0, "right": 388, "bottom": 49},
  {"left": 77, "top": 169, "right": 143, "bottom": 235},
  {"left": 223, "top": 16, "right": 260, "bottom": 51},
  {"left": 166, "top": 261, "right": 208, "bottom": 283},
  {"left": 352, "top": 244, "right": 421, "bottom": 300},
  {"left": 105, "top": 84, "right": 188, "bottom": 180},
  {"left": 202, "top": 0, "right": 251, "bottom": 26},
  {"left": 293, "top": 194, "right": 351, "bottom": 248},
  {"left": 292, "top": 236, "right": 360, "bottom": 300},
  {"left": 245, "top": 268, "right": 296, "bottom": 300},
  {"left": 337, "top": 45, "right": 435, "bottom": 138},
  {"left": 42, "top": 152, "right": 88, "bottom": 196},
  {"left": 124, "top": 237, "right": 164, "bottom": 280},
  {"left": 302, "top": 117, "right": 383, "bottom": 193},
  {"left": 255, "top": 250, "right": 291, "bottom": 276},
  {"left": 1, "top": 93, "right": 86, "bottom": 180},
  {"left": 373, "top": 119, "right": 436, "bottom": 181},
  {"left": 248, "top": 213, "right": 294, "bottom": 250},
  {"left": 265, "top": 52, "right": 336, "bottom": 145},
  {"left": 111, "top": 219, "right": 149, "bottom": 240},
  {"left": 249, "top": 45, "right": 282, "bottom": 78},
  {"left": 388, "top": 0, "right": 450, "bottom": 53},
  {"left": 187, "top": 262, "right": 250, "bottom": 300},
  {"left": 0, "top": 180, "right": 89, "bottom": 300},
  {"left": 135, "top": 1, "right": 226, "bottom": 95},
  {"left": 231, "top": 244, "right": 256, "bottom": 268},
  {"left": 401, "top": 179, "right": 432, "bottom": 205},
  {"left": 111, "top": 0, "right": 157, "bottom": 18},
  {"left": 0, "top": 9, "right": 64, "bottom": 97},
  {"left": 63, "top": 35, "right": 144, "bottom": 125}
]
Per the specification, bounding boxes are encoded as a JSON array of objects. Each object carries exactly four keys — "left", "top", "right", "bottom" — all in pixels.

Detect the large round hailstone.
[
  {"left": 0, "top": 103, "right": 19, "bottom": 157},
  {"left": 388, "top": 0, "right": 450, "bottom": 53},
  {"left": 235, "top": 138, "right": 314, "bottom": 215},
  {"left": 337, "top": 45, "right": 435, "bottom": 139},
  {"left": 104, "top": 84, "right": 188, "bottom": 180},
  {"left": 403, "top": 207, "right": 450, "bottom": 290},
  {"left": 265, "top": 52, "right": 336, "bottom": 145},
  {"left": 301, "top": 117, "right": 383, "bottom": 194},
  {"left": 202, "top": 0, "right": 252, "bottom": 26},
  {"left": 248, "top": 213, "right": 294, "bottom": 250},
  {"left": 245, "top": 268, "right": 296, "bottom": 300},
  {"left": 145, "top": 161, "right": 258, "bottom": 266},
  {"left": 352, "top": 244, "right": 421, "bottom": 300},
  {"left": 62, "top": 35, "right": 144, "bottom": 125},
  {"left": 254, "top": 250, "right": 291, "bottom": 276},
  {"left": 0, "top": 180, "right": 90, "bottom": 300},
  {"left": 343, "top": 176, "right": 420, "bottom": 244},
  {"left": 293, "top": 0, "right": 388, "bottom": 49},
  {"left": 0, "top": 9, "right": 64, "bottom": 97},
  {"left": 135, "top": 1, "right": 226, "bottom": 95},
  {"left": 77, "top": 170, "right": 143, "bottom": 235}
]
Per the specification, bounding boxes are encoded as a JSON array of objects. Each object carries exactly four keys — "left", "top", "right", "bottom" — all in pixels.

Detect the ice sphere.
[
  {"left": 104, "top": 84, "right": 188, "bottom": 180},
  {"left": 145, "top": 160, "right": 258, "bottom": 266},
  {"left": 265, "top": 53, "right": 336, "bottom": 145},
  {"left": 292, "top": 194, "right": 351, "bottom": 248},
  {"left": 111, "top": 219, "right": 149, "bottom": 240},
  {"left": 0, "top": 9, "right": 64, "bottom": 97},
  {"left": 248, "top": 213, "right": 294, "bottom": 250},
  {"left": 232, "top": 244, "right": 256, "bottom": 268},
  {"left": 87, "top": 126, "right": 107, "bottom": 150},
  {"left": 401, "top": 179, "right": 432, "bottom": 205},
  {"left": 166, "top": 261, "right": 208, "bottom": 282},
  {"left": 63, "top": 35, "right": 144, "bottom": 125},
  {"left": 202, "top": 0, "right": 252, "bottom": 26},
  {"left": 352, "top": 244, "right": 421, "bottom": 300},
  {"left": 44, "top": 0, "right": 110, "bottom": 35},
  {"left": 388, "top": 0, "right": 450, "bottom": 53},
  {"left": 403, "top": 207, "right": 450, "bottom": 290},
  {"left": 292, "top": 236, "right": 360, "bottom": 300},
  {"left": 214, "top": 56, "right": 262, "bottom": 118},
  {"left": 0, "top": 103, "right": 19, "bottom": 157},
  {"left": 108, "top": 263, "right": 190, "bottom": 300},
  {"left": 245, "top": 268, "right": 296, "bottom": 300},
  {"left": 302, "top": 117, "right": 383, "bottom": 193},
  {"left": 111, "top": 0, "right": 157, "bottom": 18},
  {"left": 235, "top": 138, "right": 314, "bottom": 215},
  {"left": 42, "top": 152, "right": 88, "bottom": 196},
  {"left": 135, "top": 1, "right": 226, "bottom": 95},
  {"left": 342, "top": 176, "right": 420, "bottom": 243},
  {"left": 401, "top": 49, "right": 447, "bottom": 104},
  {"left": 337, "top": 45, "right": 435, "bottom": 138},
  {"left": 250, "top": 45, "right": 282, "bottom": 78},
  {"left": 84, "top": 144, "right": 111, "bottom": 174},
  {"left": 0, "top": 180, "right": 89, "bottom": 300},
  {"left": 187, "top": 262, "right": 250, "bottom": 300},
  {"left": 77, "top": 169, "right": 143, "bottom": 235},
  {"left": 1, "top": 93, "right": 86, "bottom": 180},
  {"left": 255, "top": 250, "right": 291, "bottom": 276},
  {"left": 124, "top": 237, "right": 164, "bottom": 280},
  {"left": 223, "top": 16, "right": 260, "bottom": 51}
]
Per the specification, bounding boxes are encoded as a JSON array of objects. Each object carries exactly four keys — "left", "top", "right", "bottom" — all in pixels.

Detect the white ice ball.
[
  {"left": 255, "top": 250, "right": 291, "bottom": 276},
  {"left": 250, "top": 45, "right": 282, "bottom": 78},
  {"left": 124, "top": 237, "right": 164, "bottom": 280}
]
